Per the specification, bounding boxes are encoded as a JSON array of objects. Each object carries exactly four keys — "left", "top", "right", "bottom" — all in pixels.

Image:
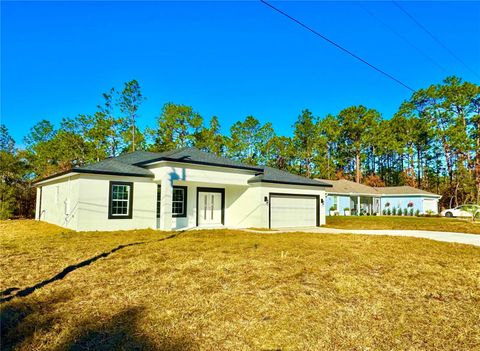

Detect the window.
[
  {"left": 172, "top": 186, "right": 187, "bottom": 217},
  {"left": 108, "top": 181, "right": 133, "bottom": 219}
]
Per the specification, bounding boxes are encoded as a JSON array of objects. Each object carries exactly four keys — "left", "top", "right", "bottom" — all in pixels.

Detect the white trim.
[
  {"left": 35, "top": 172, "right": 80, "bottom": 186},
  {"left": 380, "top": 193, "right": 441, "bottom": 198},
  {"left": 326, "top": 192, "right": 380, "bottom": 197},
  {"left": 327, "top": 191, "right": 440, "bottom": 198},
  {"left": 145, "top": 160, "right": 259, "bottom": 174}
]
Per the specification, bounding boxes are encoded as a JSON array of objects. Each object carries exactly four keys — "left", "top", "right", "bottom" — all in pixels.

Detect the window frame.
[
  {"left": 172, "top": 186, "right": 187, "bottom": 218},
  {"left": 108, "top": 181, "right": 134, "bottom": 219}
]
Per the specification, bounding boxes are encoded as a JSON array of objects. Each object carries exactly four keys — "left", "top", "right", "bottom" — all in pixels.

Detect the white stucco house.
[{"left": 35, "top": 147, "right": 331, "bottom": 231}]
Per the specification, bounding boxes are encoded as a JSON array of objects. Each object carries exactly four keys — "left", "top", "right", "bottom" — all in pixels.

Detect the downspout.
[{"left": 38, "top": 187, "right": 42, "bottom": 221}]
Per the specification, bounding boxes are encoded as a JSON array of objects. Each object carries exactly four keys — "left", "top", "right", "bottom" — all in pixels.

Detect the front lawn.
[
  {"left": 1, "top": 220, "right": 479, "bottom": 350},
  {"left": 326, "top": 215, "right": 480, "bottom": 234}
]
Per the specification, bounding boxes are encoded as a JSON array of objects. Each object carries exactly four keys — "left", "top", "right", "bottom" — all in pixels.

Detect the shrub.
[
  {"left": 415, "top": 209, "right": 420, "bottom": 216},
  {"left": 392, "top": 207, "right": 397, "bottom": 216},
  {"left": 387, "top": 208, "right": 391, "bottom": 216},
  {"left": 344, "top": 207, "right": 350, "bottom": 211},
  {"left": 329, "top": 205, "right": 337, "bottom": 211},
  {"left": 382, "top": 209, "right": 386, "bottom": 215},
  {"left": 403, "top": 208, "right": 408, "bottom": 216},
  {"left": 409, "top": 208, "right": 414, "bottom": 216}
]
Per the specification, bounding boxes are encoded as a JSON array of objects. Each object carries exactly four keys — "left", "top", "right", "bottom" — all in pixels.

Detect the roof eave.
[
  {"left": 139, "top": 157, "right": 263, "bottom": 172},
  {"left": 34, "top": 168, "right": 154, "bottom": 185},
  {"left": 74, "top": 169, "right": 154, "bottom": 178},
  {"left": 249, "top": 179, "right": 332, "bottom": 188},
  {"left": 34, "top": 170, "right": 80, "bottom": 185}
]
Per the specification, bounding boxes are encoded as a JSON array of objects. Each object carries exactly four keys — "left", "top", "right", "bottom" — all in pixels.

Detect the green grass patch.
[
  {"left": 326, "top": 215, "right": 480, "bottom": 234},
  {"left": 1, "top": 220, "right": 479, "bottom": 350}
]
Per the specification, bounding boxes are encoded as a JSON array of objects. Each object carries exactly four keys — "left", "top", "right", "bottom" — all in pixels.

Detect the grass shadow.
[
  {"left": 1, "top": 291, "right": 74, "bottom": 350},
  {"left": 1, "top": 295, "right": 196, "bottom": 351},
  {"left": 1, "top": 233, "right": 181, "bottom": 303},
  {"left": 55, "top": 306, "right": 196, "bottom": 351}
]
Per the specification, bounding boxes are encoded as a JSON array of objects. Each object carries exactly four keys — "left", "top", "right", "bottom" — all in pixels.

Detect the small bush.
[
  {"left": 329, "top": 205, "right": 337, "bottom": 211},
  {"left": 392, "top": 208, "right": 397, "bottom": 216},
  {"left": 403, "top": 208, "right": 408, "bottom": 216},
  {"left": 409, "top": 208, "right": 414, "bottom": 216},
  {"left": 415, "top": 209, "right": 420, "bottom": 216},
  {"left": 382, "top": 209, "right": 386, "bottom": 215},
  {"left": 387, "top": 208, "right": 391, "bottom": 216}
]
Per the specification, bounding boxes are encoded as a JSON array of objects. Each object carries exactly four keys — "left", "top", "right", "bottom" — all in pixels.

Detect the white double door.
[{"left": 198, "top": 192, "right": 222, "bottom": 226}]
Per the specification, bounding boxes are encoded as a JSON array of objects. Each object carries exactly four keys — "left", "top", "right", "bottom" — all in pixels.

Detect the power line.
[
  {"left": 357, "top": 2, "right": 448, "bottom": 74},
  {"left": 259, "top": 0, "right": 415, "bottom": 92},
  {"left": 392, "top": 1, "right": 480, "bottom": 79}
]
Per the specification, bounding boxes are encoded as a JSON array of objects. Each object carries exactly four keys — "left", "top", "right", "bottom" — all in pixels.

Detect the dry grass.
[
  {"left": 1, "top": 220, "right": 480, "bottom": 350},
  {"left": 326, "top": 215, "right": 480, "bottom": 234}
]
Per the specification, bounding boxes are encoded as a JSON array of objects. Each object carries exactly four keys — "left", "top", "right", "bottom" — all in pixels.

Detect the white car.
[{"left": 441, "top": 204, "right": 480, "bottom": 218}]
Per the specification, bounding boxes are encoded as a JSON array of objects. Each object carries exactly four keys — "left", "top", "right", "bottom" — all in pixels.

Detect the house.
[
  {"left": 35, "top": 147, "right": 332, "bottom": 231},
  {"left": 318, "top": 179, "right": 441, "bottom": 216}
]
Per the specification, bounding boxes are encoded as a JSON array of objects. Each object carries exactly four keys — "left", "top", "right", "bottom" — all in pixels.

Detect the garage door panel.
[
  {"left": 270, "top": 194, "right": 317, "bottom": 228},
  {"left": 423, "top": 199, "right": 438, "bottom": 214}
]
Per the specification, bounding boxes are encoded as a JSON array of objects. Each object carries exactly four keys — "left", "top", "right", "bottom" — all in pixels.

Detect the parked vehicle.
[{"left": 441, "top": 205, "right": 480, "bottom": 218}]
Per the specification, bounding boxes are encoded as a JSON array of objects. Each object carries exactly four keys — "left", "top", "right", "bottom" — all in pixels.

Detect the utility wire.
[
  {"left": 392, "top": 1, "right": 480, "bottom": 79},
  {"left": 357, "top": 2, "right": 448, "bottom": 74},
  {"left": 260, "top": 0, "right": 415, "bottom": 92}
]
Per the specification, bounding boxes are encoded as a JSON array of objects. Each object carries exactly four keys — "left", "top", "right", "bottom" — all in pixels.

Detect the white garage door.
[
  {"left": 423, "top": 199, "right": 438, "bottom": 214},
  {"left": 270, "top": 194, "right": 318, "bottom": 228}
]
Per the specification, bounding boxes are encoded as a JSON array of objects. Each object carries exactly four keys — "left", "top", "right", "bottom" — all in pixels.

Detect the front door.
[{"left": 198, "top": 192, "right": 222, "bottom": 226}]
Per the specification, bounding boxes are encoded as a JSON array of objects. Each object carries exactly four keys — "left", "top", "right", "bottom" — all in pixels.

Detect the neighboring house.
[
  {"left": 35, "top": 147, "right": 331, "bottom": 231},
  {"left": 318, "top": 179, "right": 441, "bottom": 215}
]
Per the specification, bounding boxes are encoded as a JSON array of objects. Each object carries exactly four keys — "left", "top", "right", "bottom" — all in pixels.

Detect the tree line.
[{"left": 1, "top": 76, "right": 479, "bottom": 219}]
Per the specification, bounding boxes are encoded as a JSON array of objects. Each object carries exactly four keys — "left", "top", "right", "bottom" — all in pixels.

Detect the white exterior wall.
[
  {"left": 36, "top": 176, "right": 80, "bottom": 230},
  {"left": 76, "top": 174, "right": 157, "bottom": 232},
  {"left": 169, "top": 181, "right": 261, "bottom": 230},
  {"left": 148, "top": 161, "right": 256, "bottom": 186}
]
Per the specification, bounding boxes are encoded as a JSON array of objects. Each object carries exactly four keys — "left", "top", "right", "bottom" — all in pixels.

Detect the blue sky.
[{"left": 2, "top": 1, "right": 479, "bottom": 145}]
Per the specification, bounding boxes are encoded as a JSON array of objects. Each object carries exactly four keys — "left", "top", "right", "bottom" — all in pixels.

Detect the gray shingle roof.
[
  {"left": 39, "top": 147, "right": 332, "bottom": 188},
  {"left": 74, "top": 158, "right": 154, "bottom": 177},
  {"left": 134, "top": 147, "right": 263, "bottom": 171},
  {"left": 250, "top": 167, "right": 332, "bottom": 187}
]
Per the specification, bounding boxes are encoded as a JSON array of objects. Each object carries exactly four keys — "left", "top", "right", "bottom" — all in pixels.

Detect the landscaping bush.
[
  {"left": 329, "top": 205, "right": 337, "bottom": 212},
  {"left": 409, "top": 208, "right": 414, "bottom": 216},
  {"left": 387, "top": 208, "right": 391, "bottom": 215},
  {"left": 392, "top": 208, "right": 397, "bottom": 216},
  {"left": 415, "top": 209, "right": 420, "bottom": 216},
  {"left": 382, "top": 209, "right": 386, "bottom": 215},
  {"left": 403, "top": 208, "right": 408, "bottom": 216}
]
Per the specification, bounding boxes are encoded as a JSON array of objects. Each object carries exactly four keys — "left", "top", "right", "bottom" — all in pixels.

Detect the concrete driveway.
[{"left": 252, "top": 227, "right": 480, "bottom": 247}]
